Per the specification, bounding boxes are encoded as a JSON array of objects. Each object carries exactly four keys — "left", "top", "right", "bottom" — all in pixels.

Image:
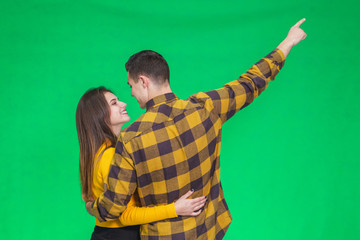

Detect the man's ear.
[{"left": 138, "top": 75, "right": 150, "bottom": 89}]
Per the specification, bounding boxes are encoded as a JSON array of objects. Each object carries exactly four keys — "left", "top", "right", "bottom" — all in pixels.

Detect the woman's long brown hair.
[{"left": 76, "top": 87, "right": 117, "bottom": 201}]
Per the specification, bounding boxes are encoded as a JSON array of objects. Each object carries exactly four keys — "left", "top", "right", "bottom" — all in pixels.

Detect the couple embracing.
[{"left": 76, "top": 19, "right": 307, "bottom": 240}]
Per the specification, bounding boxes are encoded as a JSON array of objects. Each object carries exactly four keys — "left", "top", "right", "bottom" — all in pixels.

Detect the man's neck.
[{"left": 148, "top": 85, "right": 173, "bottom": 100}]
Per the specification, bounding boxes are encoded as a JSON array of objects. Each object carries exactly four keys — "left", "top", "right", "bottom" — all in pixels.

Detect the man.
[{"left": 87, "top": 19, "right": 307, "bottom": 239}]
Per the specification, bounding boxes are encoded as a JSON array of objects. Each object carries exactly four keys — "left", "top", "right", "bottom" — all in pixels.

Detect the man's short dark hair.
[{"left": 125, "top": 50, "right": 170, "bottom": 84}]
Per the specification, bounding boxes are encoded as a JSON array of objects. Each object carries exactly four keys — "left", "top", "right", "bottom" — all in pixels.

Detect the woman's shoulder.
[
  {"left": 97, "top": 146, "right": 115, "bottom": 165},
  {"left": 101, "top": 147, "right": 115, "bottom": 161},
  {"left": 95, "top": 144, "right": 116, "bottom": 178}
]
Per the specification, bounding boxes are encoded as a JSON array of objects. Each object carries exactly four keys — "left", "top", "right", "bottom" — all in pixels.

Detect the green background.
[{"left": 1, "top": 0, "right": 359, "bottom": 239}]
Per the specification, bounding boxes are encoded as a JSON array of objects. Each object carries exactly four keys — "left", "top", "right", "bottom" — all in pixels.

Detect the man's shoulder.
[
  {"left": 120, "top": 117, "right": 148, "bottom": 143},
  {"left": 120, "top": 110, "right": 164, "bottom": 143},
  {"left": 120, "top": 96, "right": 211, "bottom": 143}
]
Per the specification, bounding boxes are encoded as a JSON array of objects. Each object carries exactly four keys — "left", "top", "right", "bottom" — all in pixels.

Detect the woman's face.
[{"left": 104, "top": 92, "right": 130, "bottom": 128}]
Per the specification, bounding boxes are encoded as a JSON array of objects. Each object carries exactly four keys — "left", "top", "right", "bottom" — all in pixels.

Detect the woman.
[{"left": 76, "top": 87, "right": 206, "bottom": 240}]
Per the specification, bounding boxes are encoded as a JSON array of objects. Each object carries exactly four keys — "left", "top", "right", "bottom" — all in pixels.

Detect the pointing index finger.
[{"left": 294, "top": 18, "right": 306, "bottom": 27}]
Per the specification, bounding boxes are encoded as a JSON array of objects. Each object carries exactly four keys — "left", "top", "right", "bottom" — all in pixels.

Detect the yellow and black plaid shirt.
[{"left": 92, "top": 49, "right": 285, "bottom": 239}]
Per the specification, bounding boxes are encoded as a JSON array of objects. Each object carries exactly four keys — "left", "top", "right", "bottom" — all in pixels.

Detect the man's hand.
[
  {"left": 286, "top": 18, "right": 307, "bottom": 46},
  {"left": 278, "top": 18, "right": 307, "bottom": 58}
]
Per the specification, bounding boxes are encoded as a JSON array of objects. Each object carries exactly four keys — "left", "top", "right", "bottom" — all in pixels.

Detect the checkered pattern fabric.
[{"left": 91, "top": 49, "right": 285, "bottom": 239}]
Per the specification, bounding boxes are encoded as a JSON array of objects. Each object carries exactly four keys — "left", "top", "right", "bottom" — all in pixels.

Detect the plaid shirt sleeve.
[
  {"left": 91, "top": 137, "right": 137, "bottom": 222},
  {"left": 192, "top": 48, "right": 285, "bottom": 123}
]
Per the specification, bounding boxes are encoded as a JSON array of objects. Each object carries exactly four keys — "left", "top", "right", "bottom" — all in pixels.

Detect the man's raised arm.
[{"left": 193, "top": 19, "right": 307, "bottom": 123}]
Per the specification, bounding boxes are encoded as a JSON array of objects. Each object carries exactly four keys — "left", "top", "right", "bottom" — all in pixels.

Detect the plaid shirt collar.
[{"left": 146, "top": 92, "right": 178, "bottom": 111}]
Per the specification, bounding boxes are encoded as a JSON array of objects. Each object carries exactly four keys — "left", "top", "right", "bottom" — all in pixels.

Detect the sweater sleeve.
[{"left": 119, "top": 194, "right": 178, "bottom": 226}]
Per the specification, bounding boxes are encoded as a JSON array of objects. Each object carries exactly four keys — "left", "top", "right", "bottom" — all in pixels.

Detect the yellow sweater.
[{"left": 92, "top": 142, "right": 178, "bottom": 228}]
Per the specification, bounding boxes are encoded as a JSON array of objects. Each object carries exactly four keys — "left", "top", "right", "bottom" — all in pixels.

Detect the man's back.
[{"left": 119, "top": 92, "right": 232, "bottom": 239}]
